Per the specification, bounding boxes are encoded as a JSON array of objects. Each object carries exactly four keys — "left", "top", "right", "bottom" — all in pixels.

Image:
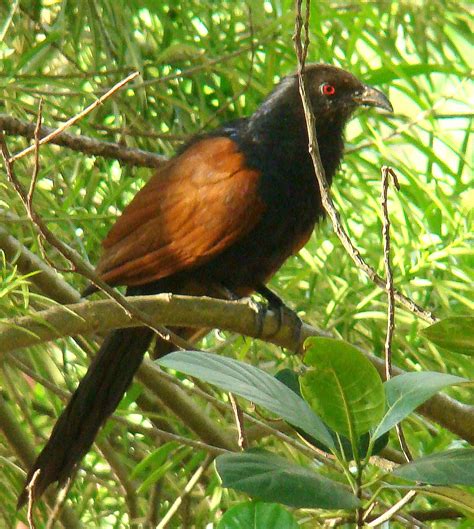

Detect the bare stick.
[
  {"left": 26, "top": 469, "right": 41, "bottom": 529},
  {"left": 27, "top": 99, "right": 44, "bottom": 210},
  {"left": 156, "top": 456, "right": 212, "bottom": 529},
  {"left": 381, "top": 166, "right": 413, "bottom": 462},
  {"left": 229, "top": 393, "right": 248, "bottom": 450},
  {"left": 0, "top": 113, "right": 166, "bottom": 168},
  {"left": 367, "top": 490, "right": 418, "bottom": 527},
  {"left": 381, "top": 166, "right": 399, "bottom": 381}
]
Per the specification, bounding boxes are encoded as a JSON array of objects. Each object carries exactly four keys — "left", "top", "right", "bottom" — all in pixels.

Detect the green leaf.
[
  {"left": 301, "top": 337, "right": 385, "bottom": 441},
  {"left": 275, "top": 369, "right": 389, "bottom": 458},
  {"left": 216, "top": 450, "right": 360, "bottom": 510},
  {"left": 217, "top": 502, "right": 299, "bottom": 529},
  {"left": 365, "top": 63, "right": 465, "bottom": 85},
  {"left": 131, "top": 441, "right": 178, "bottom": 479},
  {"left": 372, "top": 372, "right": 466, "bottom": 440},
  {"left": 137, "top": 446, "right": 190, "bottom": 494},
  {"left": 393, "top": 448, "right": 474, "bottom": 485},
  {"left": 158, "top": 351, "right": 334, "bottom": 449},
  {"left": 418, "top": 486, "right": 474, "bottom": 517},
  {"left": 421, "top": 316, "right": 474, "bottom": 355}
]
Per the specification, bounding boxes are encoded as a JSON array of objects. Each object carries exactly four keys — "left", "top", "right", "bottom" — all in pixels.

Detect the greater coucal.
[{"left": 18, "top": 64, "right": 392, "bottom": 507}]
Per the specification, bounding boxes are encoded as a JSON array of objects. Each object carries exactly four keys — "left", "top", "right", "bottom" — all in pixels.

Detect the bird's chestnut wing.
[{"left": 95, "top": 137, "right": 264, "bottom": 286}]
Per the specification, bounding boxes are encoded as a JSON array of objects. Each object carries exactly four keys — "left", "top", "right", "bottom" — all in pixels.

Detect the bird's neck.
[{"left": 245, "top": 77, "right": 346, "bottom": 185}]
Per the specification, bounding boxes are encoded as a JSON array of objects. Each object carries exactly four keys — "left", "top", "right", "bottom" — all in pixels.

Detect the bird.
[{"left": 17, "top": 63, "right": 392, "bottom": 507}]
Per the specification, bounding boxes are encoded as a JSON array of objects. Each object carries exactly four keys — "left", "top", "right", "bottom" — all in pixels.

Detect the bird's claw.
[
  {"left": 246, "top": 297, "right": 267, "bottom": 338},
  {"left": 246, "top": 297, "right": 302, "bottom": 342}
]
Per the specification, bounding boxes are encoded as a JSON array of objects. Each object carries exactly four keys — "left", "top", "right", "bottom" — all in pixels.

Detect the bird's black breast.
[
  {"left": 187, "top": 122, "right": 323, "bottom": 290},
  {"left": 173, "top": 98, "right": 345, "bottom": 291}
]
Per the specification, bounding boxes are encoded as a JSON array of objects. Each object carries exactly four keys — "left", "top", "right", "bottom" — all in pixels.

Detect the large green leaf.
[
  {"left": 372, "top": 372, "right": 467, "bottom": 440},
  {"left": 421, "top": 316, "right": 474, "bottom": 356},
  {"left": 392, "top": 448, "right": 474, "bottom": 486},
  {"left": 216, "top": 450, "right": 360, "bottom": 510},
  {"left": 158, "top": 351, "right": 334, "bottom": 449},
  {"left": 301, "top": 337, "right": 385, "bottom": 442},
  {"left": 275, "top": 369, "right": 389, "bottom": 458},
  {"left": 217, "top": 502, "right": 299, "bottom": 529}
]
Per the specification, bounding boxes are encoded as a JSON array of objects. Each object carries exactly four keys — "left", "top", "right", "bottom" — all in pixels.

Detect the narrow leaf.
[
  {"left": 373, "top": 372, "right": 466, "bottom": 440},
  {"left": 418, "top": 486, "right": 474, "bottom": 516},
  {"left": 421, "top": 316, "right": 474, "bottom": 355}
]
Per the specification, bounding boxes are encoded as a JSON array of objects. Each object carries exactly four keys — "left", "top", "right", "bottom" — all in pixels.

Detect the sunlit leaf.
[
  {"left": 301, "top": 338, "right": 385, "bottom": 442},
  {"left": 421, "top": 317, "right": 474, "bottom": 356}
]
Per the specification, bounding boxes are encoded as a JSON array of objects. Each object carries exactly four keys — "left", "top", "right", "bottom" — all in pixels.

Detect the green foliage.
[
  {"left": 301, "top": 337, "right": 385, "bottom": 442},
  {"left": 161, "top": 349, "right": 471, "bottom": 521},
  {"left": 159, "top": 350, "right": 334, "bottom": 448},
  {"left": 0, "top": 0, "right": 472, "bottom": 527},
  {"left": 217, "top": 501, "right": 300, "bottom": 529},
  {"left": 422, "top": 316, "right": 474, "bottom": 356},
  {"left": 216, "top": 450, "right": 360, "bottom": 509},
  {"left": 373, "top": 371, "right": 467, "bottom": 440},
  {"left": 392, "top": 448, "right": 474, "bottom": 486}
]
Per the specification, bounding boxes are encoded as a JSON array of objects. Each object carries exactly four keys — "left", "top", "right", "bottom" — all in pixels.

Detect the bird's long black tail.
[{"left": 17, "top": 326, "right": 153, "bottom": 508}]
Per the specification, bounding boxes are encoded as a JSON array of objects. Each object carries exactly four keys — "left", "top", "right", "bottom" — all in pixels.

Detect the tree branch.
[
  {"left": 0, "top": 295, "right": 472, "bottom": 444},
  {"left": 0, "top": 113, "right": 166, "bottom": 168}
]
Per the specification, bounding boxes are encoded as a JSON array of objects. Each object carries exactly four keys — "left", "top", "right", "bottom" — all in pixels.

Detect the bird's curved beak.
[{"left": 353, "top": 85, "right": 393, "bottom": 112}]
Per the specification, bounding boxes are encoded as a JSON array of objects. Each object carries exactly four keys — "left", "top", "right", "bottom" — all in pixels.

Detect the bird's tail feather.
[{"left": 17, "top": 326, "right": 153, "bottom": 508}]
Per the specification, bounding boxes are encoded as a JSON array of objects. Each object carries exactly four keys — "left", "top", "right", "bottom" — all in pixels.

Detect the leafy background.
[{"left": 0, "top": 0, "right": 472, "bottom": 527}]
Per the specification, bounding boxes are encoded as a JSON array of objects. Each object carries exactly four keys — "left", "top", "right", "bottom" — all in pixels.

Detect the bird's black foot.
[
  {"left": 254, "top": 285, "right": 302, "bottom": 342},
  {"left": 243, "top": 297, "right": 267, "bottom": 338}
]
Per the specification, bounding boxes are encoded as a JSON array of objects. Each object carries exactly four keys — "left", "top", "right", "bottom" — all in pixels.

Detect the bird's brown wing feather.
[{"left": 96, "top": 137, "right": 265, "bottom": 286}]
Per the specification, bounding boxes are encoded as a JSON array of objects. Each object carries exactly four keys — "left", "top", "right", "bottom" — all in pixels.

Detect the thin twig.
[
  {"left": 326, "top": 506, "right": 461, "bottom": 526},
  {"left": 381, "top": 165, "right": 399, "bottom": 380},
  {"left": 229, "top": 393, "right": 248, "bottom": 450},
  {"left": 45, "top": 477, "right": 73, "bottom": 529},
  {"left": 156, "top": 455, "right": 212, "bottom": 529},
  {"left": 27, "top": 99, "right": 44, "bottom": 210},
  {"left": 9, "top": 72, "right": 140, "bottom": 163},
  {"left": 0, "top": 113, "right": 166, "bottom": 168},
  {"left": 367, "top": 490, "right": 418, "bottom": 527},
  {"left": 381, "top": 166, "right": 413, "bottom": 462},
  {"left": 26, "top": 469, "right": 41, "bottom": 529}
]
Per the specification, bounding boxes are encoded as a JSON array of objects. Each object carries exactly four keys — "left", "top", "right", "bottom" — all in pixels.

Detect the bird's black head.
[
  {"left": 248, "top": 63, "right": 392, "bottom": 141},
  {"left": 299, "top": 63, "right": 393, "bottom": 122},
  {"left": 245, "top": 63, "right": 393, "bottom": 185}
]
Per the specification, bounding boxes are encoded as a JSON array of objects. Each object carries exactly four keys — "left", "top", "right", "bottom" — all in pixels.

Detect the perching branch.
[
  {"left": 0, "top": 97, "right": 192, "bottom": 352},
  {"left": 0, "top": 294, "right": 473, "bottom": 444}
]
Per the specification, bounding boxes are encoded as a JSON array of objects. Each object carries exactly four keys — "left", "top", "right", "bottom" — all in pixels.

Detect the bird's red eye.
[{"left": 321, "top": 83, "right": 336, "bottom": 96}]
